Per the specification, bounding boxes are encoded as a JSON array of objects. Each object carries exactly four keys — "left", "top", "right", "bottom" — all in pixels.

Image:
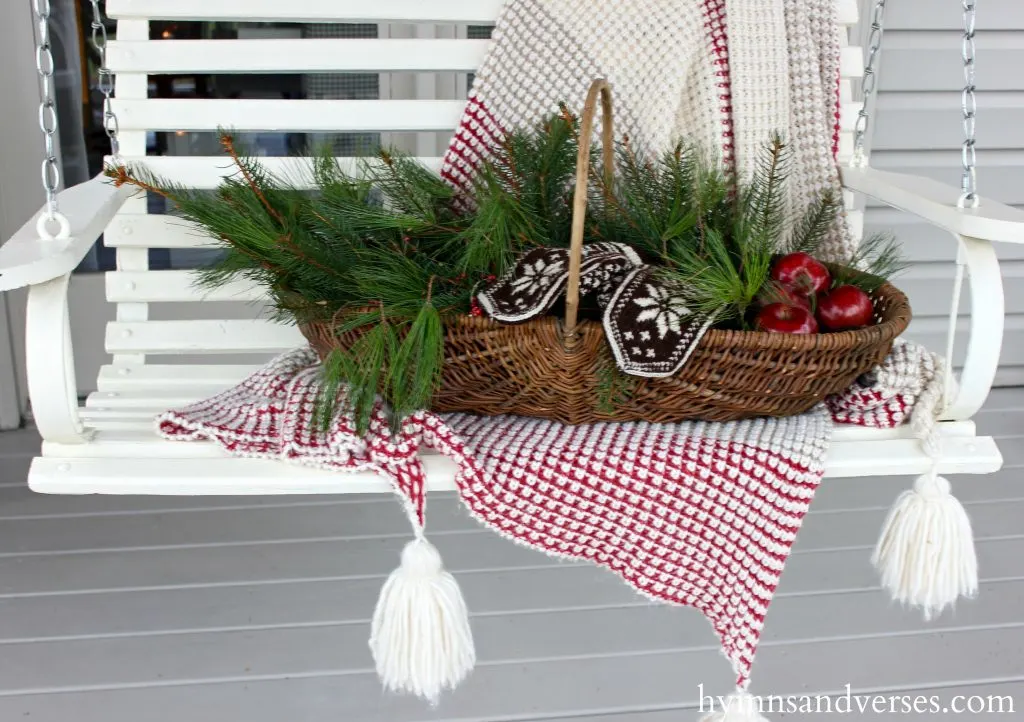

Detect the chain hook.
[
  {"left": 88, "top": 0, "right": 121, "bottom": 162},
  {"left": 33, "top": 0, "right": 63, "bottom": 227},
  {"left": 958, "top": 0, "right": 979, "bottom": 208},
  {"left": 850, "top": 0, "right": 887, "bottom": 168}
]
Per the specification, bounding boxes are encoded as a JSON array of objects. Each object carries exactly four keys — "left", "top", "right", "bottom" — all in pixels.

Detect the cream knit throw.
[{"left": 442, "top": 0, "right": 855, "bottom": 260}]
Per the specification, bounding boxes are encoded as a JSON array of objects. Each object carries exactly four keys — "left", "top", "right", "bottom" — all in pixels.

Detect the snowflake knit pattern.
[
  {"left": 442, "top": 0, "right": 855, "bottom": 260},
  {"left": 157, "top": 341, "right": 939, "bottom": 696}
]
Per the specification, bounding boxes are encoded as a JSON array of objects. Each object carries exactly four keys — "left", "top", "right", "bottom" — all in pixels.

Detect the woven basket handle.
[{"left": 563, "top": 79, "right": 615, "bottom": 339}]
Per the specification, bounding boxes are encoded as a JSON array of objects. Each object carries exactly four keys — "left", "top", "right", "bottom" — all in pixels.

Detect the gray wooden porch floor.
[{"left": 0, "top": 392, "right": 1021, "bottom": 721}]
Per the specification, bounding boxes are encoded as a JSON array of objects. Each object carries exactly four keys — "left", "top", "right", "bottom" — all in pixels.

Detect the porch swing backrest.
[{"left": 94, "top": 0, "right": 865, "bottom": 408}]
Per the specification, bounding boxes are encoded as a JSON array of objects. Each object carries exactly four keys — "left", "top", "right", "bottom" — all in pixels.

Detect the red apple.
[
  {"left": 757, "top": 283, "right": 811, "bottom": 311},
  {"left": 816, "top": 285, "right": 874, "bottom": 330},
  {"left": 755, "top": 303, "right": 819, "bottom": 334},
  {"left": 771, "top": 252, "right": 831, "bottom": 296}
]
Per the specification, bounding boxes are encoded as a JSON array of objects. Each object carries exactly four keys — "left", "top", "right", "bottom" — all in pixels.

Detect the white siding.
[{"left": 866, "top": 1, "right": 1024, "bottom": 383}]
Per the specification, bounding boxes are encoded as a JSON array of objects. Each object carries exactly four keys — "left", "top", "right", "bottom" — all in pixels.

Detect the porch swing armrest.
[
  {"left": 0, "top": 176, "right": 132, "bottom": 292},
  {"left": 841, "top": 166, "right": 1024, "bottom": 244},
  {"left": 843, "top": 167, "right": 1008, "bottom": 422}
]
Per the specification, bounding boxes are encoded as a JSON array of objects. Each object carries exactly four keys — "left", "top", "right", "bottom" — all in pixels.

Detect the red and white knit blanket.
[
  {"left": 442, "top": 0, "right": 852, "bottom": 260},
  {"left": 157, "top": 341, "right": 939, "bottom": 703}
]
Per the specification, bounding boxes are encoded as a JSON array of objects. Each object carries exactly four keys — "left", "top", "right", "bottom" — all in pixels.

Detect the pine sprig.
[
  {"left": 388, "top": 297, "right": 445, "bottom": 428},
  {"left": 646, "top": 139, "right": 794, "bottom": 328},
  {"left": 787, "top": 188, "right": 842, "bottom": 254},
  {"left": 832, "top": 232, "right": 909, "bottom": 292}
]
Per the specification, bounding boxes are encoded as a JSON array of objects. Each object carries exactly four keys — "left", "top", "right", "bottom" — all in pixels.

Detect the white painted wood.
[
  {"left": 113, "top": 98, "right": 863, "bottom": 134},
  {"left": 8, "top": 455, "right": 1024, "bottom": 521},
  {"left": 944, "top": 237, "right": 1005, "bottom": 420},
  {"left": 25, "top": 275, "right": 90, "bottom": 445},
  {"left": 103, "top": 0, "right": 857, "bottom": 26},
  {"left": 105, "top": 271, "right": 263, "bottom": 303},
  {"left": 28, "top": 431, "right": 1001, "bottom": 496},
  {"left": 842, "top": 167, "right": 1024, "bottom": 244},
  {"left": 107, "top": 0, "right": 507, "bottom": 23},
  {"left": 95, "top": 364, "right": 262, "bottom": 391},
  {"left": 114, "top": 98, "right": 466, "bottom": 132},
  {"left": 0, "top": 178, "right": 130, "bottom": 292},
  {"left": 105, "top": 320, "right": 301, "bottom": 355},
  {"left": 108, "top": 38, "right": 492, "bottom": 73},
  {"left": 106, "top": 37, "right": 863, "bottom": 80},
  {"left": 110, "top": 19, "right": 152, "bottom": 369}
]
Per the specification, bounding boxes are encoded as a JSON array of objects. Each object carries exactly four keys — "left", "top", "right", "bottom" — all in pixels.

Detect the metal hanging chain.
[
  {"left": 959, "top": 0, "right": 979, "bottom": 208},
  {"left": 88, "top": 0, "right": 120, "bottom": 160},
  {"left": 34, "top": 0, "right": 62, "bottom": 229},
  {"left": 851, "top": 0, "right": 887, "bottom": 168}
]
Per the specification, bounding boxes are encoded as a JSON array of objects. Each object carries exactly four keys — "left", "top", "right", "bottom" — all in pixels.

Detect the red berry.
[
  {"left": 771, "top": 252, "right": 831, "bottom": 296},
  {"left": 816, "top": 285, "right": 874, "bottom": 330},
  {"left": 754, "top": 303, "right": 819, "bottom": 335}
]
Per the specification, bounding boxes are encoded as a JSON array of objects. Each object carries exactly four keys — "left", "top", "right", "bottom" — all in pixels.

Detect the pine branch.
[
  {"left": 787, "top": 188, "right": 841, "bottom": 254},
  {"left": 832, "top": 232, "right": 908, "bottom": 292},
  {"left": 220, "top": 133, "right": 284, "bottom": 225}
]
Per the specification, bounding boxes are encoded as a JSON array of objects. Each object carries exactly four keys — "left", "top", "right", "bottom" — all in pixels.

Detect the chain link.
[
  {"left": 851, "top": 0, "right": 887, "bottom": 167},
  {"left": 88, "top": 0, "right": 120, "bottom": 160},
  {"left": 959, "top": 0, "right": 979, "bottom": 208},
  {"left": 34, "top": 0, "right": 61, "bottom": 221}
]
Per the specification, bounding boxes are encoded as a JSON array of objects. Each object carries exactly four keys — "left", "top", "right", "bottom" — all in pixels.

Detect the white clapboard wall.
[{"left": 866, "top": 0, "right": 1024, "bottom": 384}]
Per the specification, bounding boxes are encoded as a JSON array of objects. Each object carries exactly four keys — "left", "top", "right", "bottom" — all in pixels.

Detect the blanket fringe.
[{"left": 369, "top": 536, "right": 476, "bottom": 704}]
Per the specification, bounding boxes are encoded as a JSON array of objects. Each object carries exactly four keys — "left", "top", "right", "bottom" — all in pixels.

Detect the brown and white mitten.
[
  {"left": 603, "top": 266, "right": 718, "bottom": 378},
  {"left": 477, "top": 242, "right": 641, "bottom": 323}
]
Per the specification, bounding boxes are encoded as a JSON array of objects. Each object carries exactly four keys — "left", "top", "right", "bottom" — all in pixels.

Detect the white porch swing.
[{"left": 0, "top": 0, "right": 1020, "bottom": 494}]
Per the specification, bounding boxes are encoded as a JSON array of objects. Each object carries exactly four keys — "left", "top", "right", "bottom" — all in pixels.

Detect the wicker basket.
[{"left": 301, "top": 80, "right": 911, "bottom": 425}]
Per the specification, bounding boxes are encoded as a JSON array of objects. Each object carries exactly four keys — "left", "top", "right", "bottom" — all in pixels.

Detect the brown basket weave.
[{"left": 302, "top": 80, "right": 912, "bottom": 425}]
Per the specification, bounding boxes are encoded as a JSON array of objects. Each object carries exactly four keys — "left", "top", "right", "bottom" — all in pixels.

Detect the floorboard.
[{"left": 0, "top": 389, "right": 1020, "bottom": 720}]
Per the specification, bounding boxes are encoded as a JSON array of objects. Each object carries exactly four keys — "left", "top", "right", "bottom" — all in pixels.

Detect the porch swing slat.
[
  {"left": 105, "top": 271, "right": 265, "bottom": 303},
  {"left": 105, "top": 320, "right": 304, "bottom": 355},
  {"left": 29, "top": 434, "right": 1001, "bottom": 495},
  {"left": 104, "top": 0, "right": 861, "bottom": 26},
  {"left": 111, "top": 99, "right": 470, "bottom": 133},
  {"left": 106, "top": 39, "right": 864, "bottom": 79},
  {"left": 106, "top": 0, "right": 509, "bottom": 24},
  {"left": 110, "top": 98, "right": 864, "bottom": 133}
]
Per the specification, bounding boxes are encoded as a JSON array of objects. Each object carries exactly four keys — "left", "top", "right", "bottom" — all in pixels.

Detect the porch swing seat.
[{"left": 1, "top": 0, "right": 1019, "bottom": 495}]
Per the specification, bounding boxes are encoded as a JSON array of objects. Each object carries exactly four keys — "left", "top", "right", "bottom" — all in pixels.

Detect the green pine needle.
[
  {"left": 832, "top": 232, "right": 909, "bottom": 292},
  {"left": 388, "top": 302, "right": 445, "bottom": 430}
]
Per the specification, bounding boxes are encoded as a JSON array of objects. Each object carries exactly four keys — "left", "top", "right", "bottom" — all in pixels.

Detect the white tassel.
[
  {"left": 872, "top": 472, "right": 978, "bottom": 621},
  {"left": 699, "top": 689, "right": 770, "bottom": 721},
  {"left": 369, "top": 536, "right": 476, "bottom": 704}
]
